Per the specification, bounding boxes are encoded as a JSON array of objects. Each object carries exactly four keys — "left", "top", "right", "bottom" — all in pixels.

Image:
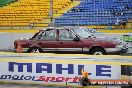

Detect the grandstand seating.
[
  {"left": 0, "top": 0, "right": 131, "bottom": 29},
  {"left": 54, "top": 0, "right": 132, "bottom": 28},
  {"left": 0, "top": 0, "right": 16, "bottom": 7},
  {"left": 0, "top": 0, "right": 72, "bottom": 26}
]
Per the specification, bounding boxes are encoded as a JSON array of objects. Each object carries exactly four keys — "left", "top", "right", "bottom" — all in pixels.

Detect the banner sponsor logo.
[
  {"left": 0, "top": 62, "right": 121, "bottom": 85},
  {"left": 8, "top": 62, "right": 112, "bottom": 77},
  {"left": 79, "top": 68, "right": 131, "bottom": 86},
  {"left": 0, "top": 75, "right": 79, "bottom": 83},
  {"left": 0, "top": 75, "right": 38, "bottom": 81}
]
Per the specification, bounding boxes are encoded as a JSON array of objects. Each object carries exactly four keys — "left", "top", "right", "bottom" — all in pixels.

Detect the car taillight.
[{"left": 14, "top": 42, "right": 18, "bottom": 49}]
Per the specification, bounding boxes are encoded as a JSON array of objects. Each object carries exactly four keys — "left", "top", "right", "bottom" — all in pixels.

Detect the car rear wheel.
[
  {"left": 27, "top": 47, "right": 43, "bottom": 53},
  {"left": 90, "top": 48, "right": 106, "bottom": 55}
]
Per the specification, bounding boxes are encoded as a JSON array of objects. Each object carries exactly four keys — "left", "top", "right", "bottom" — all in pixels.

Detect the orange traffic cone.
[{"left": 16, "top": 39, "right": 22, "bottom": 53}]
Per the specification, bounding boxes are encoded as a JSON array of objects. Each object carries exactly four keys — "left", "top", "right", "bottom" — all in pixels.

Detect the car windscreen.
[
  {"left": 31, "top": 31, "right": 43, "bottom": 40},
  {"left": 72, "top": 27, "right": 94, "bottom": 39}
]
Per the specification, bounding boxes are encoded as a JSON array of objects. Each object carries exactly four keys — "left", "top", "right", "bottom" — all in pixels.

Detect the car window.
[
  {"left": 40, "top": 29, "right": 56, "bottom": 40},
  {"left": 72, "top": 28, "right": 93, "bottom": 39},
  {"left": 59, "top": 29, "right": 76, "bottom": 41}
]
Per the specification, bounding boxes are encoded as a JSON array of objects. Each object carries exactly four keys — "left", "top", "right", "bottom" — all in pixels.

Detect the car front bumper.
[{"left": 105, "top": 48, "right": 127, "bottom": 55}]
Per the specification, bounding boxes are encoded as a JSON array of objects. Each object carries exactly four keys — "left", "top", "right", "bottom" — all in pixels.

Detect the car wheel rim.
[
  {"left": 31, "top": 49, "right": 40, "bottom": 53},
  {"left": 93, "top": 52, "right": 103, "bottom": 55}
]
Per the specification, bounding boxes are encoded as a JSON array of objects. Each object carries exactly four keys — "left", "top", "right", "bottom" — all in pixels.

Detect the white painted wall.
[{"left": 0, "top": 32, "right": 34, "bottom": 51}]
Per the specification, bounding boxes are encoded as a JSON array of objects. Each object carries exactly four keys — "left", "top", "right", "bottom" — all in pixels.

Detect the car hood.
[
  {"left": 82, "top": 38, "right": 118, "bottom": 45},
  {"left": 97, "top": 37, "right": 120, "bottom": 43},
  {"left": 91, "top": 33, "right": 122, "bottom": 43}
]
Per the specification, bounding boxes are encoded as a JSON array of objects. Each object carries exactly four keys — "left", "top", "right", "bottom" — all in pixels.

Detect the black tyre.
[
  {"left": 90, "top": 48, "right": 107, "bottom": 55},
  {"left": 27, "top": 47, "right": 43, "bottom": 53}
]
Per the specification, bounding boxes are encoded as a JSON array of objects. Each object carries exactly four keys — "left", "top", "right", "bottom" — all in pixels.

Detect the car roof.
[{"left": 40, "top": 26, "right": 85, "bottom": 31}]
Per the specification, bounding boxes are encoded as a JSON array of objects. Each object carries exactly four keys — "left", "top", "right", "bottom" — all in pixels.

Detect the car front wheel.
[{"left": 27, "top": 47, "right": 43, "bottom": 53}]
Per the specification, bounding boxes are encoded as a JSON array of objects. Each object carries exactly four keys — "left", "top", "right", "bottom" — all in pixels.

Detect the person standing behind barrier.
[
  {"left": 121, "top": 20, "right": 127, "bottom": 29},
  {"left": 30, "top": 21, "right": 34, "bottom": 29},
  {"left": 115, "top": 18, "right": 121, "bottom": 29}
]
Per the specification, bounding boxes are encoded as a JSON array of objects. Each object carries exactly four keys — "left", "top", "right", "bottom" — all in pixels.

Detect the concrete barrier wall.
[
  {"left": 0, "top": 33, "right": 33, "bottom": 50},
  {"left": 0, "top": 58, "right": 121, "bottom": 86},
  {"left": 0, "top": 55, "right": 132, "bottom": 87},
  {"left": 0, "top": 53, "right": 131, "bottom": 87}
]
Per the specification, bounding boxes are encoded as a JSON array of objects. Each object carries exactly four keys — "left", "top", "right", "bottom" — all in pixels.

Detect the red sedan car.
[{"left": 14, "top": 26, "right": 126, "bottom": 55}]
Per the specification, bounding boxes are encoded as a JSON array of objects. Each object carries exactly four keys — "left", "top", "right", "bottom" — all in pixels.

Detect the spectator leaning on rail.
[
  {"left": 115, "top": 18, "right": 121, "bottom": 29},
  {"left": 71, "top": 7, "right": 82, "bottom": 13},
  {"left": 121, "top": 20, "right": 128, "bottom": 29},
  {"left": 30, "top": 21, "right": 34, "bottom": 29}
]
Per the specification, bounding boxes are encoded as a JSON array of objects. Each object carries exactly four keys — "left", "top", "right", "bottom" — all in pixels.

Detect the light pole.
[{"left": 49, "top": 0, "right": 53, "bottom": 25}]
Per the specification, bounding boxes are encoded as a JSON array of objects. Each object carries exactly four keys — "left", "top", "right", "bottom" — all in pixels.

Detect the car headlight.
[
  {"left": 116, "top": 44, "right": 128, "bottom": 50},
  {"left": 116, "top": 44, "right": 123, "bottom": 48}
]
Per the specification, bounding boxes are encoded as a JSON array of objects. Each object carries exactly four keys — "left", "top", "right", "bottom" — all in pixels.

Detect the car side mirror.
[{"left": 73, "top": 36, "right": 81, "bottom": 42}]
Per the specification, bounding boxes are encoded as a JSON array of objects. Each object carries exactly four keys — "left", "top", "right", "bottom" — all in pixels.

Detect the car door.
[
  {"left": 58, "top": 29, "right": 83, "bottom": 52},
  {"left": 38, "top": 29, "right": 59, "bottom": 51}
]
